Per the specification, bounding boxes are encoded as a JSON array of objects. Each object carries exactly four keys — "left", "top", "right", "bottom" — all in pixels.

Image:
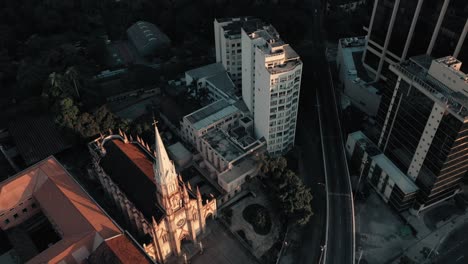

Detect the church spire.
[{"left": 152, "top": 119, "right": 178, "bottom": 197}]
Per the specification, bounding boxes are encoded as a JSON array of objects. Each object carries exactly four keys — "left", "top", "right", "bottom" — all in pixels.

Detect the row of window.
[{"left": 3, "top": 203, "right": 37, "bottom": 225}]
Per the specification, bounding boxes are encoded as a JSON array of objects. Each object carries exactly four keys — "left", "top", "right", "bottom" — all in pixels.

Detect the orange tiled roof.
[{"left": 0, "top": 156, "right": 150, "bottom": 264}]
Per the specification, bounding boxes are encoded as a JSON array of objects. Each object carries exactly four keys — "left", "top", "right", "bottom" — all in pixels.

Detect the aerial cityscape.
[{"left": 0, "top": 0, "right": 466, "bottom": 264}]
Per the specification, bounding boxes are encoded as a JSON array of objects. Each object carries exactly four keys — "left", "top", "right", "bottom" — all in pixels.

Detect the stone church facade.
[{"left": 88, "top": 125, "right": 217, "bottom": 263}]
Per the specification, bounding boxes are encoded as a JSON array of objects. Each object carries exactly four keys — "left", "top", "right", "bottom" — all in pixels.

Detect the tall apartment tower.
[
  {"left": 214, "top": 17, "right": 262, "bottom": 87},
  {"left": 241, "top": 25, "right": 302, "bottom": 155},
  {"left": 214, "top": 18, "right": 302, "bottom": 155},
  {"left": 377, "top": 55, "right": 468, "bottom": 211},
  {"left": 363, "top": 0, "right": 468, "bottom": 81}
]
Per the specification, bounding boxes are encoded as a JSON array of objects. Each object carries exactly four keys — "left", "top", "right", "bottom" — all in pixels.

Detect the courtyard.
[{"left": 221, "top": 182, "right": 283, "bottom": 261}]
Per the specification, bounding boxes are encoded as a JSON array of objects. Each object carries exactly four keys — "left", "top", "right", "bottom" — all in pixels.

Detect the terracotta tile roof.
[
  {"left": 8, "top": 115, "right": 70, "bottom": 165},
  {"left": 0, "top": 157, "right": 150, "bottom": 264},
  {"left": 86, "top": 233, "right": 153, "bottom": 264},
  {"left": 101, "top": 140, "right": 165, "bottom": 221}
]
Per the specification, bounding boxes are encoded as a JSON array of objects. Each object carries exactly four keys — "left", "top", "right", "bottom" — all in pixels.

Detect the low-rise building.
[
  {"left": 185, "top": 63, "right": 239, "bottom": 102},
  {"left": 127, "top": 21, "right": 171, "bottom": 57},
  {"left": 346, "top": 131, "right": 419, "bottom": 211},
  {"left": 0, "top": 156, "right": 152, "bottom": 264},
  {"left": 180, "top": 99, "right": 265, "bottom": 194},
  {"left": 337, "top": 37, "right": 381, "bottom": 116}
]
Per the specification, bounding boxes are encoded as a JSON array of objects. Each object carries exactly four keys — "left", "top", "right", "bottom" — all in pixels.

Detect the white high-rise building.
[
  {"left": 214, "top": 18, "right": 302, "bottom": 155},
  {"left": 214, "top": 17, "right": 263, "bottom": 88},
  {"left": 241, "top": 24, "right": 303, "bottom": 155}
]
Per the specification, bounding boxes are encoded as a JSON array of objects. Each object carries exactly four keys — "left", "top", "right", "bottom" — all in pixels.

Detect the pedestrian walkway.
[{"left": 393, "top": 206, "right": 468, "bottom": 263}]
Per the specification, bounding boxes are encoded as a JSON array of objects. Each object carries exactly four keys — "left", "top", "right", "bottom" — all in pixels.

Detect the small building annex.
[{"left": 127, "top": 21, "right": 171, "bottom": 57}]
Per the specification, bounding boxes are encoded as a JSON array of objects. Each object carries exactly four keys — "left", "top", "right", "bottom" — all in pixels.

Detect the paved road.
[
  {"left": 296, "top": 0, "right": 355, "bottom": 263},
  {"left": 432, "top": 221, "right": 468, "bottom": 264}
]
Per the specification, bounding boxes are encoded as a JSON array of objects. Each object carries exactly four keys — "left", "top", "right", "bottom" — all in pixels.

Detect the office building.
[
  {"left": 376, "top": 55, "right": 468, "bottom": 211},
  {"left": 241, "top": 24, "right": 303, "bottom": 155},
  {"left": 363, "top": 0, "right": 468, "bottom": 81}
]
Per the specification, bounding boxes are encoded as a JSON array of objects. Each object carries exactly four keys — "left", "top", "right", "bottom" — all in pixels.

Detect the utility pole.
[{"left": 354, "top": 159, "right": 369, "bottom": 202}]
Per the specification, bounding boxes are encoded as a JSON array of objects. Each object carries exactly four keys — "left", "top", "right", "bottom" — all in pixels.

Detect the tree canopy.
[{"left": 261, "top": 155, "right": 313, "bottom": 226}]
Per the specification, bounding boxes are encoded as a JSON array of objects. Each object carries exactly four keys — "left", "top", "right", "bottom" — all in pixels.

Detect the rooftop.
[
  {"left": 205, "top": 71, "right": 237, "bottom": 99},
  {"left": 127, "top": 21, "right": 170, "bottom": 56},
  {"left": 338, "top": 36, "right": 373, "bottom": 83},
  {"left": 216, "top": 17, "right": 264, "bottom": 38},
  {"left": 184, "top": 100, "right": 241, "bottom": 131},
  {"left": 0, "top": 157, "right": 149, "bottom": 263},
  {"left": 202, "top": 129, "right": 244, "bottom": 162},
  {"left": 86, "top": 233, "right": 153, "bottom": 264},
  {"left": 218, "top": 157, "right": 258, "bottom": 184},
  {"left": 8, "top": 116, "right": 70, "bottom": 165},
  {"left": 392, "top": 55, "right": 468, "bottom": 118},
  {"left": 185, "top": 63, "right": 225, "bottom": 81},
  {"left": 373, "top": 154, "right": 419, "bottom": 194},
  {"left": 101, "top": 139, "right": 165, "bottom": 222},
  {"left": 348, "top": 131, "right": 381, "bottom": 157}
]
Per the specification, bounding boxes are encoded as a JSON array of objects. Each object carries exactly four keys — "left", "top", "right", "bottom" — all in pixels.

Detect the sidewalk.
[{"left": 393, "top": 206, "right": 468, "bottom": 264}]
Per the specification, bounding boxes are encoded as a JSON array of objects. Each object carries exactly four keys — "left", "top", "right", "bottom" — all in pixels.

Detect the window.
[
  {"left": 22, "top": 208, "right": 27, "bottom": 213},
  {"left": 13, "top": 214, "right": 18, "bottom": 219},
  {"left": 4, "top": 219, "right": 9, "bottom": 225},
  {"left": 162, "top": 235, "right": 168, "bottom": 243},
  {"left": 31, "top": 203, "right": 37, "bottom": 209}
]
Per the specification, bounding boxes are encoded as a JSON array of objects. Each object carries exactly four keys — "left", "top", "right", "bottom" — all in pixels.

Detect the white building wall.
[
  {"left": 407, "top": 102, "right": 444, "bottom": 180},
  {"left": 253, "top": 51, "right": 273, "bottom": 145},
  {"left": 241, "top": 29, "right": 255, "bottom": 112}
]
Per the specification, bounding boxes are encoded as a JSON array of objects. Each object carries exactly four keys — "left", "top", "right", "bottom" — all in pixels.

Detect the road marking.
[
  {"left": 329, "top": 193, "right": 352, "bottom": 197},
  {"left": 456, "top": 255, "right": 464, "bottom": 262}
]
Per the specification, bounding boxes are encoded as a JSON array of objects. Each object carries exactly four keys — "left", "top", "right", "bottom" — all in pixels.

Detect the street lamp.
[
  {"left": 318, "top": 245, "right": 327, "bottom": 264},
  {"left": 354, "top": 159, "right": 369, "bottom": 201}
]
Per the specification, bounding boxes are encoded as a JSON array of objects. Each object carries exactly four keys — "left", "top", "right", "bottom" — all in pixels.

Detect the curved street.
[{"left": 294, "top": 0, "right": 355, "bottom": 263}]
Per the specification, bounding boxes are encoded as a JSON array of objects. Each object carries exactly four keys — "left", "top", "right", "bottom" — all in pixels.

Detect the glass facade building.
[
  {"left": 376, "top": 55, "right": 468, "bottom": 210},
  {"left": 363, "top": 0, "right": 468, "bottom": 81}
]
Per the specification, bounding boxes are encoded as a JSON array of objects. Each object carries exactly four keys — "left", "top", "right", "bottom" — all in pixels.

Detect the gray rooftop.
[
  {"left": 206, "top": 71, "right": 236, "bottom": 98},
  {"left": 373, "top": 154, "right": 419, "bottom": 194},
  {"left": 202, "top": 129, "right": 244, "bottom": 162},
  {"left": 127, "top": 21, "right": 170, "bottom": 56},
  {"left": 218, "top": 157, "right": 258, "bottom": 184},
  {"left": 393, "top": 55, "right": 468, "bottom": 118},
  {"left": 186, "top": 63, "right": 225, "bottom": 80},
  {"left": 185, "top": 100, "right": 241, "bottom": 131}
]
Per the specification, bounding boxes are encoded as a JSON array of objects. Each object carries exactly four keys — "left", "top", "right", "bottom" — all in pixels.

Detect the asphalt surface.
[
  {"left": 292, "top": 0, "right": 355, "bottom": 263},
  {"left": 432, "top": 221, "right": 468, "bottom": 264}
]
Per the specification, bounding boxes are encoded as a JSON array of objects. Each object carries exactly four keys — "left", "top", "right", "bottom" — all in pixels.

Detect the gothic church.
[{"left": 88, "top": 123, "right": 216, "bottom": 263}]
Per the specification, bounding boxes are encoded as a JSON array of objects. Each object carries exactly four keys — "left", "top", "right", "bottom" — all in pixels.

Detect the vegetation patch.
[{"left": 243, "top": 204, "right": 272, "bottom": 235}]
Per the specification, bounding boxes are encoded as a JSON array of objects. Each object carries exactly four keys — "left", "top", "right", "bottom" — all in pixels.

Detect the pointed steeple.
[
  {"left": 182, "top": 183, "right": 189, "bottom": 203},
  {"left": 129, "top": 134, "right": 133, "bottom": 142},
  {"left": 187, "top": 182, "right": 192, "bottom": 191},
  {"left": 123, "top": 133, "right": 129, "bottom": 143},
  {"left": 152, "top": 119, "right": 178, "bottom": 197},
  {"left": 196, "top": 186, "right": 202, "bottom": 201}
]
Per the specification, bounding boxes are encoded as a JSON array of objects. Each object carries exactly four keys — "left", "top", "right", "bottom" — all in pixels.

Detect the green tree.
[
  {"left": 261, "top": 155, "right": 313, "bottom": 226},
  {"left": 54, "top": 97, "right": 79, "bottom": 128},
  {"left": 75, "top": 112, "right": 100, "bottom": 138}
]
